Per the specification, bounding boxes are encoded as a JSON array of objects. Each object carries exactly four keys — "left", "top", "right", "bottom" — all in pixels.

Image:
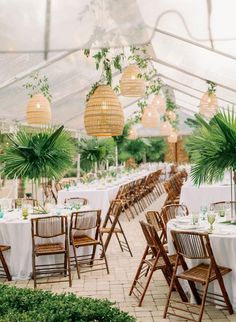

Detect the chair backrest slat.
[
  {"left": 31, "top": 216, "right": 67, "bottom": 238},
  {"left": 171, "top": 230, "right": 210, "bottom": 259}
]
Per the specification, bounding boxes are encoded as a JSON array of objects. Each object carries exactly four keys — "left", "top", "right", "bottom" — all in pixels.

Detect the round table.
[
  {"left": 167, "top": 217, "right": 236, "bottom": 309},
  {"left": 0, "top": 206, "right": 93, "bottom": 280},
  {"left": 180, "top": 180, "right": 231, "bottom": 213}
]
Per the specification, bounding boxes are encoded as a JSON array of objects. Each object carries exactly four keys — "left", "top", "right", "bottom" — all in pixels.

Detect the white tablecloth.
[
  {"left": 167, "top": 218, "right": 236, "bottom": 309},
  {"left": 58, "top": 171, "right": 151, "bottom": 216},
  {"left": 0, "top": 206, "right": 93, "bottom": 280},
  {"left": 180, "top": 180, "right": 231, "bottom": 213}
]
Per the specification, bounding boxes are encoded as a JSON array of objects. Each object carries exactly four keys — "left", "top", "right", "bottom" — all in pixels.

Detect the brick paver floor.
[{"left": 4, "top": 194, "right": 236, "bottom": 321}]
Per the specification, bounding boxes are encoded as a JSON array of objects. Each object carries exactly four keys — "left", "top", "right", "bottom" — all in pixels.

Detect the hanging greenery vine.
[
  {"left": 23, "top": 72, "right": 52, "bottom": 102},
  {"left": 83, "top": 45, "right": 179, "bottom": 130}
]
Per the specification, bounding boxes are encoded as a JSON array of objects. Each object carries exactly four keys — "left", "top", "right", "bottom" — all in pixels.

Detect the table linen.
[{"left": 167, "top": 218, "right": 236, "bottom": 309}]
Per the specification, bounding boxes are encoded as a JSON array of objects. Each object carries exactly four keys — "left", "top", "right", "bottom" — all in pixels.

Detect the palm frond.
[
  {"left": 185, "top": 110, "right": 236, "bottom": 186},
  {"left": 1, "top": 126, "right": 77, "bottom": 180}
]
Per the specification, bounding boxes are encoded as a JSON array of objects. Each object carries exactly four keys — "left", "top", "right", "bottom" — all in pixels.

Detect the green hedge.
[{"left": 0, "top": 285, "right": 135, "bottom": 322}]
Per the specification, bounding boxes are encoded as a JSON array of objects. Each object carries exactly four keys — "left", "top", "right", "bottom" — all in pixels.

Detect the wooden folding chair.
[
  {"left": 65, "top": 197, "right": 88, "bottom": 206},
  {"left": 0, "top": 245, "right": 11, "bottom": 281},
  {"left": 70, "top": 210, "right": 109, "bottom": 278},
  {"left": 145, "top": 211, "right": 167, "bottom": 250},
  {"left": 164, "top": 230, "right": 233, "bottom": 322},
  {"left": 14, "top": 198, "right": 38, "bottom": 208},
  {"left": 100, "top": 200, "right": 133, "bottom": 257},
  {"left": 129, "top": 221, "right": 188, "bottom": 306},
  {"left": 161, "top": 203, "right": 188, "bottom": 227},
  {"left": 31, "top": 216, "right": 71, "bottom": 288}
]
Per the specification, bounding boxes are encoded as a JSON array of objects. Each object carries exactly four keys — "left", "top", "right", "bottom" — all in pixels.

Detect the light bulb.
[
  {"left": 131, "top": 75, "right": 136, "bottom": 80},
  {"left": 36, "top": 102, "right": 41, "bottom": 109},
  {"left": 101, "top": 101, "right": 107, "bottom": 110},
  {"left": 148, "top": 112, "right": 152, "bottom": 117}
]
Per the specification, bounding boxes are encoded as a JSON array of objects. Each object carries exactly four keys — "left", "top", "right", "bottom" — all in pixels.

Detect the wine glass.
[
  {"left": 200, "top": 205, "right": 207, "bottom": 220},
  {"left": 207, "top": 212, "right": 216, "bottom": 233}
]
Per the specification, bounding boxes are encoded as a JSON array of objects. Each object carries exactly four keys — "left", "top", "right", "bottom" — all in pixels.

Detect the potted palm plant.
[
  {"left": 1, "top": 125, "right": 76, "bottom": 200},
  {"left": 185, "top": 110, "right": 236, "bottom": 219}
]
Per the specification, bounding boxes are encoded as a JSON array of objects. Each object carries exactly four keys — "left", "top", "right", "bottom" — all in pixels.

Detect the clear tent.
[{"left": 0, "top": 0, "right": 235, "bottom": 135}]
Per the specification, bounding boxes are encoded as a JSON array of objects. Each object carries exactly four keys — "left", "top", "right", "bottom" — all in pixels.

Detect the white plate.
[{"left": 175, "top": 216, "right": 191, "bottom": 223}]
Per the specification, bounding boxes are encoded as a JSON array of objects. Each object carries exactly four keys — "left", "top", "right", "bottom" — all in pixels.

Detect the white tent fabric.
[{"left": 0, "top": 0, "right": 235, "bottom": 134}]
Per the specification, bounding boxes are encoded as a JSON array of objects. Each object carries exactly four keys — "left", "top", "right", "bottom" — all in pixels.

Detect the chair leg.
[
  {"left": 129, "top": 247, "right": 148, "bottom": 296},
  {"left": 64, "top": 253, "right": 67, "bottom": 276},
  {"left": 198, "top": 281, "right": 210, "bottom": 322},
  {"left": 90, "top": 244, "right": 97, "bottom": 266},
  {"left": 100, "top": 235, "right": 109, "bottom": 275},
  {"left": 32, "top": 253, "right": 37, "bottom": 289},
  {"left": 72, "top": 244, "right": 80, "bottom": 279},
  {"left": 0, "top": 251, "right": 11, "bottom": 281},
  {"left": 138, "top": 264, "right": 157, "bottom": 306},
  {"left": 118, "top": 222, "right": 133, "bottom": 257},
  {"left": 66, "top": 249, "right": 72, "bottom": 287},
  {"left": 217, "top": 274, "right": 234, "bottom": 315},
  {"left": 163, "top": 257, "right": 180, "bottom": 318}
]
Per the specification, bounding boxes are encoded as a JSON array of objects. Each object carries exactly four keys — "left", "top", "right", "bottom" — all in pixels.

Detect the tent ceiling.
[{"left": 0, "top": 0, "right": 235, "bottom": 134}]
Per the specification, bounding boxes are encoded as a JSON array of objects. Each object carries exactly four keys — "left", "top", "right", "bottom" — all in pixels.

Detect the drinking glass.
[
  {"left": 200, "top": 205, "right": 207, "bottom": 220},
  {"left": 219, "top": 205, "right": 225, "bottom": 218},
  {"left": 192, "top": 213, "right": 199, "bottom": 225},
  {"left": 207, "top": 212, "right": 216, "bottom": 233},
  {"left": 22, "top": 207, "right": 28, "bottom": 220}
]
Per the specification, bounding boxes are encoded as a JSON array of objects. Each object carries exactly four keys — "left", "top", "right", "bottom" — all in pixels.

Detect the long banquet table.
[
  {"left": 58, "top": 170, "right": 152, "bottom": 216},
  {"left": 167, "top": 217, "right": 236, "bottom": 309},
  {"left": 0, "top": 206, "right": 92, "bottom": 280}
]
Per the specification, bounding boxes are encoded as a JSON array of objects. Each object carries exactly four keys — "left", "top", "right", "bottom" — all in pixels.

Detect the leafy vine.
[{"left": 23, "top": 72, "right": 52, "bottom": 102}]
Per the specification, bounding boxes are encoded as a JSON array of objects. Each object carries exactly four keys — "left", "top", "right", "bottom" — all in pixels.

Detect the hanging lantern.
[
  {"left": 168, "top": 129, "right": 178, "bottom": 143},
  {"left": 84, "top": 85, "right": 124, "bottom": 137},
  {"left": 120, "top": 64, "right": 145, "bottom": 97},
  {"left": 199, "top": 92, "right": 218, "bottom": 118},
  {"left": 166, "top": 110, "right": 176, "bottom": 121},
  {"left": 152, "top": 94, "right": 166, "bottom": 114},
  {"left": 128, "top": 126, "right": 138, "bottom": 140},
  {"left": 160, "top": 120, "right": 172, "bottom": 136},
  {"left": 141, "top": 104, "right": 160, "bottom": 128},
  {"left": 26, "top": 94, "right": 51, "bottom": 124}
]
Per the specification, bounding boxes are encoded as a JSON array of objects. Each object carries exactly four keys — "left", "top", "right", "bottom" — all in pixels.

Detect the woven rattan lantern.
[
  {"left": 152, "top": 94, "right": 166, "bottom": 114},
  {"left": 160, "top": 120, "right": 172, "bottom": 136},
  {"left": 141, "top": 104, "right": 160, "bottom": 128},
  {"left": 84, "top": 85, "right": 124, "bottom": 137},
  {"left": 120, "top": 64, "right": 145, "bottom": 97},
  {"left": 168, "top": 129, "right": 178, "bottom": 143},
  {"left": 128, "top": 126, "right": 138, "bottom": 140},
  {"left": 199, "top": 92, "right": 218, "bottom": 118},
  {"left": 166, "top": 110, "right": 176, "bottom": 121},
  {"left": 26, "top": 94, "right": 51, "bottom": 124}
]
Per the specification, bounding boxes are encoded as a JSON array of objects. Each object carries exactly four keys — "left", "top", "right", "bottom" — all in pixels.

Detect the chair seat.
[
  {"left": 145, "top": 254, "right": 177, "bottom": 269},
  {"left": 0, "top": 245, "right": 10, "bottom": 252},
  {"left": 72, "top": 234, "right": 100, "bottom": 247},
  {"left": 35, "top": 243, "right": 65, "bottom": 255},
  {"left": 177, "top": 263, "right": 232, "bottom": 283},
  {"left": 100, "top": 227, "right": 121, "bottom": 234}
]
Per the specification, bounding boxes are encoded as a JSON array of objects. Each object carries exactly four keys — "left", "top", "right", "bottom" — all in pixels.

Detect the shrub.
[{"left": 0, "top": 285, "right": 135, "bottom": 322}]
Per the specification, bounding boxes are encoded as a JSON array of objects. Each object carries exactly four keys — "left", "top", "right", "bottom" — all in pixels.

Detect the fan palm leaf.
[
  {"left": 185, "top": 110, "right": 236, "bottom": 186},
  {"left": 1, "top": 126, "right": 76, "bottom": 180}
]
